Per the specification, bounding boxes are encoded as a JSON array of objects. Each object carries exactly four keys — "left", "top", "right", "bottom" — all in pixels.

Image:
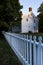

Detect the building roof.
[{"left": 22, "top": 11, "right": 37, "bottom": 19}]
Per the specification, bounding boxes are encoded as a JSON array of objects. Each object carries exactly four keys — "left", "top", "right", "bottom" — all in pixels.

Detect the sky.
[{"left": 19, "top": 0, "right": 43, "bottom": 16}]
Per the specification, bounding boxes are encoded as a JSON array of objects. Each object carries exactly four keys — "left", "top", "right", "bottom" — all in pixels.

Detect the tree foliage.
[
  {"left": 37, "top": 2, "right": 43, "bottom": 32},
  {"left": 0, "top": 0, "right": 23, "bottom": 31}
]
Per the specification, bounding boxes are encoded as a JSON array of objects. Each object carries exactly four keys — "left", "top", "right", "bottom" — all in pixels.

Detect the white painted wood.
[
  {"left": 27, "top": 35, "right": 29, "bottom": 62},
  {"left": 3, "top": 32, "right": 43, "bottom": 65},
  {"left": 30, "top": 35, "right": 32, "bottom": 65},
  {"left": 37, "top": 36, "right": 42, "bottom": 65},
  {"left": 33, "top": 36, "right": 37, "bottom": 65},
  {"left": 21, "top": 11, "right": 38, "bottom": 33}
]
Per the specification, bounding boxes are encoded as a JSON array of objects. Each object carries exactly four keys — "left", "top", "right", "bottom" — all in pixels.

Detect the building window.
[
  {"left": 33, "top": 16, "right": 34, "bottom": 18},
  {"left": 34, "top": 19, "right": 35, "bottom": 23},
  {"left": 28, "top": 15, "right": 29, "bottom": 17},
  {"left": 34, "top": 26, "right": 36, "bottom": 30},
  {"left": 26, "top": 18, "right": 28, "bottom": 21},
  {"left": 28, "top": 26, "right": 30, "bottom": 28},
  {"left": 31, "top": 13, "right": 33, "bottom": 16}
]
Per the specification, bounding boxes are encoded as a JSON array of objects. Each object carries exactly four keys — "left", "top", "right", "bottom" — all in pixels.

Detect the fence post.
[
  {"left": 27, "top": 35, "right": 29, "bottom": 62},
  {"left": 25, "top": 37, "right": 27, "bottom": 61},
  {"left": 30, "top": 35, "right": 32, "bottom": 65},
  {"left": 33, "top": 36, "right": 37, "bottom": 65},
  {"left": 37, "top": 36, "right": 42, "bottom": 65}
]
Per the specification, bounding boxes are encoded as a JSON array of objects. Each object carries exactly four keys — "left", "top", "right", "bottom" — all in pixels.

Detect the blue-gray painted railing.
[{"left": 3, "top": 32, "right": 43, "bottom": 65}]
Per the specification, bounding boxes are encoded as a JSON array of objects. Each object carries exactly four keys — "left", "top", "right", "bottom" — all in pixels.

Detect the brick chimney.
[{"left": 29, "top": 7, "right": 32, "bottom": 12}]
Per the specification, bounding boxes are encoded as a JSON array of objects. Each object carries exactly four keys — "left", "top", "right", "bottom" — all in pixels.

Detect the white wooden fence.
[{"left": 3, "top": 32, "right": 43, "bottom": 65}]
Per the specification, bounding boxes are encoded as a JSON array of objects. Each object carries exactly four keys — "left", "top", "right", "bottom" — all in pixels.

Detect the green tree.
[
  {"left": 37, "top": 2, "right": 43, "bottom": 32},
  {"left": 0, "top": 0, "right": 23, "bottom": 31}
]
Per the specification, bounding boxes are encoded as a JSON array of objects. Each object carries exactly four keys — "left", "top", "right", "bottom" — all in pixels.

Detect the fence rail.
[{"left": 3, "top": 32, "right": 43, "bottom": 65}]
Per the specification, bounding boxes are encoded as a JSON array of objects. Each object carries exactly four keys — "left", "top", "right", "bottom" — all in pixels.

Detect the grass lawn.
[{"left": 0, "top": 38, "right": 22, "bottom": 65}]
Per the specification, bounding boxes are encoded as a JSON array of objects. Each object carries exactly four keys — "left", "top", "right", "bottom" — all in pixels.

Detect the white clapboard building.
[{"left": 21, "top": 7, "right": 38, "bottom": 33}]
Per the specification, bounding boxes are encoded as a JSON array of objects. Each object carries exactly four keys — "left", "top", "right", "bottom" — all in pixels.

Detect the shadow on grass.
[{"left": 0, "top": 38, "right": 22, "bottom": 65}]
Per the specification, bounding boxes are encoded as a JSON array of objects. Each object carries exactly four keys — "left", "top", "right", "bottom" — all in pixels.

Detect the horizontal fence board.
[{"left": 3, "top": 32, "right": 43, "bottom": 65}]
